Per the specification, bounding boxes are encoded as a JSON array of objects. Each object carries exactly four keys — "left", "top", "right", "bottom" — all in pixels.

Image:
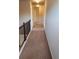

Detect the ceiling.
[{"left": 19, "top": 0, "right": 58, "bottom": 15}]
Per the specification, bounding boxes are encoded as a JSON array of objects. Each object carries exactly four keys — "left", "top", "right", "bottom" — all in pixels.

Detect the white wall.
[
  {"left": 19, "top": 15, "right": 30, "bottom": 26},
  {"left": 45, "top": 3, "right": 59, "bottom": 59}
]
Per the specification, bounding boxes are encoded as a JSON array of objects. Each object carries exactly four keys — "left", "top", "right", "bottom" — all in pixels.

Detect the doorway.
[{"left": 30, "top": 0, "right": 46, "bottom": 30}]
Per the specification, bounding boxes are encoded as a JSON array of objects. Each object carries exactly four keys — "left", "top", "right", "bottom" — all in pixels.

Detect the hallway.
[{"left": 20, "top": 30, "right": 52, "bottom": 59}]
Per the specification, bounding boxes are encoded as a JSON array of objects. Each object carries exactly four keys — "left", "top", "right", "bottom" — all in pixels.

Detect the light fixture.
[
  {"left": 35, "top": 0, "right": 40, "bottom": 3},
  {"left": 32, "top": 0, "right": 43, "bottom": 3}
]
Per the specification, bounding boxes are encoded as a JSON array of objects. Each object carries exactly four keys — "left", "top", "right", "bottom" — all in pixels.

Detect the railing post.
[{"left": 23, "top": 22, "right": 26, "bottom": 41}]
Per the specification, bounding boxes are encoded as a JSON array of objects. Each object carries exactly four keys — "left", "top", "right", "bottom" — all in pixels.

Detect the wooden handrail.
[
  {"left": 19, "top": 20, "right": 31, "bottom": 29},
  {"left": 19, "top": 20, "right": 31, "bottom": 50}
]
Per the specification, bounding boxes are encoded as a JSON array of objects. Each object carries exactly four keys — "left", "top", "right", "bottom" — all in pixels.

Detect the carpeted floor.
[{"left": 20, "top": 30, "right": 52, "bottom": 59}]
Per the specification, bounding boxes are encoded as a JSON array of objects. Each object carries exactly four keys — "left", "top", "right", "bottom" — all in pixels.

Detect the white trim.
[
  {"left": 30, "top": 0, "right": 33, "bottom": 30},
  {"left": 19, "top": 31, "right": 31, "bottom": 56},
  {"left": 44, "top": 0, "right": 47, "bottom": 29}
]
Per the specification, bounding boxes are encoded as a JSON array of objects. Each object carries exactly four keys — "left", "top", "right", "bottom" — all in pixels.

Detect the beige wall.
[{"left": 19, "top": 0, "right": 31, "bottom": 26}]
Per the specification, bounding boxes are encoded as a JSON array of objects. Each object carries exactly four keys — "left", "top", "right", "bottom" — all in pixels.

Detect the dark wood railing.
[
  {"left": 19, "top": 20, "right": 31, "bottom": 50},
  {"left": 23, "top": 22, "right": 26, "bottom": 41}
]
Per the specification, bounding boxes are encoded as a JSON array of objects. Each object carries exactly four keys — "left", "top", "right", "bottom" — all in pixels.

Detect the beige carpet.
[{"left": 20, "top": 30, "right": 52, "bottom": 59}]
